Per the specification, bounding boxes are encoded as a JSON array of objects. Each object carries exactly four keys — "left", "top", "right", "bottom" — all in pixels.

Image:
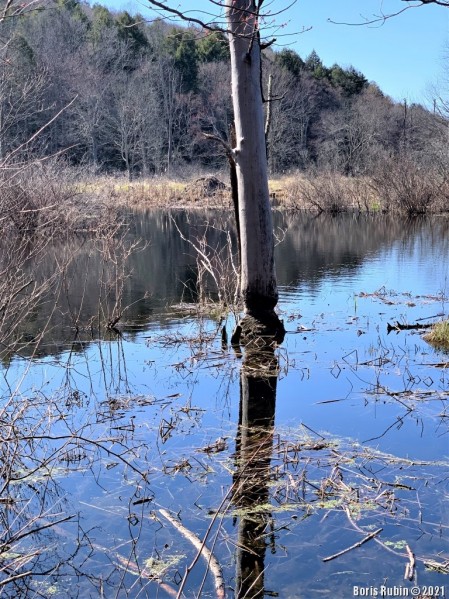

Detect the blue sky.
[{"left": 97, "top": 0, "right": 449, "bottom": 104}]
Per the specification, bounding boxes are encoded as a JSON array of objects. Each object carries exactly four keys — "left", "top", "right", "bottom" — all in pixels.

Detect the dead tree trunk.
[{"left": 226, "top": 1, "right": 278, "bottom": 315}]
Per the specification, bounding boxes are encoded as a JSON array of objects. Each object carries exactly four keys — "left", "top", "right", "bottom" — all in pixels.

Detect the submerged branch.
[
  {"left": 158, "top": 508, "right": 226, "bottom": 599},
  {"left": 322, "top": 528, "right": 383, "bottom": 562}
]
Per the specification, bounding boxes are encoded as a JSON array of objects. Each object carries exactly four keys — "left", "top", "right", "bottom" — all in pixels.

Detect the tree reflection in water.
[{"left": 233, "top": 321, "right": 282, "bottom": 599}]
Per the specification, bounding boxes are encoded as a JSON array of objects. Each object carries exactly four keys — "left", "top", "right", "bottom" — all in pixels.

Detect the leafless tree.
[
  {"left": 140, "top": 1, "right": 295, "bottom": 329},
  {"left": 264, "top": 66, "right": 317, "bottom": 172},
  {"left": 318, "top": 89, "right": 396, "bottom": 175},
  {"left": 0, "top": 41, "right": 48, "bottom": 160}
]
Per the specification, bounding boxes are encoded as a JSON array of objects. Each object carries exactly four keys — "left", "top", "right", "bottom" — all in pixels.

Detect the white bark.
[{"left": 226, "top": 0, "right": 278, "bottom": 313}]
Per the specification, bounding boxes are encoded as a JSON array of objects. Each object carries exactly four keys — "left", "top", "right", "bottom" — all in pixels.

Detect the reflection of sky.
[
  {"left": 360, "top": 242, "right": 449, "bottom": 297},
  {"left": 280, "top": 239, "right": 449, "bottom": 333},
  {"left": 4, "top": 216, "right": 449, "bottom": 463},
  {"left": 2, "top": 215, "right": 449, "bottom": 595},
  {"left": 281, "top": 239, "right": 449, "bottom": 302},
  {"left": 274, "top": 228, "right": 449, "bottom": 463}
]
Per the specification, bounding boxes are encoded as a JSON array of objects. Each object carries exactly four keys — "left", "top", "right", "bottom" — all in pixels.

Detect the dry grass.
[
  {"left": 0, "top": 160, "right": 124, "bottom": 236},
  {"left": 172, "top": 215, "right": 240, "bottom": 314},
  {"left": 273, "top": 166, "right": 449, "bottom": 214},
  {"left": 72, "top": 172, "right": 370, "bottom": 214},
  {"left": 76, "top": 174, "right": 233, "bottom": 212},
  {"left": 423, "top": 320, "right": 449, "bottom": 351},
  {"left": 41, "top": 167, "right": 449, "bottom": 216}
]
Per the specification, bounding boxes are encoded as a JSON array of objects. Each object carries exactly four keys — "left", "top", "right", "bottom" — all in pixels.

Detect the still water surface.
[{"left": 2, "top": 211, "right": 449, "bottom": 598}]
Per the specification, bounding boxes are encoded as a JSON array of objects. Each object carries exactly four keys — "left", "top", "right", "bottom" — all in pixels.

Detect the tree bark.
[{"left": 226, "top": 1, "right": 278, "bottom": 314}]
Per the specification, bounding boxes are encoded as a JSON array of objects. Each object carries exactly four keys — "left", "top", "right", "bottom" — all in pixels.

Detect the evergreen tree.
[
  {"left": 304, "top": 50, "right": 322, "bottom": 72},
  {"left": 89, "top": 4, "right": 114, "bottom": 45},
  {"left": 56, "top": 0, "right": 88, "bottom": 23},
  {"left": 330, "top": 65, "right": 368, "bottom": 96},
  {"left": 115, "top": 11, "right": 149, "bottom": 58},
  {"left": 165, "top": 29, "right": 198, "bottom": 92},
  {"left": 304, "top": 50, "right": 330, "bottom": 80},
  {"left": 276, "top": 48, "right": 304, "bottom": 78},
  {"left": 197, "top": 30, "right": 229, "bottom": 63}
]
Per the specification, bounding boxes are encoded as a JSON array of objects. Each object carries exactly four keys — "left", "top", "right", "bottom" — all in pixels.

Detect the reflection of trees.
[
  {"left": 12, "top": 209, "right": 237, "bottom": 359},
  {"left": 0, "top": 388, "right": 81, "bottom": 595},
  {"left": 0, "top": 341, "right": 152, "bottom": 596},
  {"left": 229, "top": 320, "right": 449, "bottom": 597},
  {"left": 274, "top": 212, "right": 449, "bottom": 291},
  {"left": 13, "top": 210, "right": 449, "bottom": 359},
  {"left": 233, "top": 341, "right": 279, "bottom": 599}
]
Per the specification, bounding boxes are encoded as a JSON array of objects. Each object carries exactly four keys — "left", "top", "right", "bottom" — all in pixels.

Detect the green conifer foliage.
[
  {"left": 197, "top": 30, "right": 229, "bottom": 63},
  {"left": 165, "top": 29, "right": 198, "bottom": 91},
  {"left": 115, "top": 11, "right": 149, "bottom": 57},
  {"left": 276, "top": 48, "right": 304, "bottom": 78}
]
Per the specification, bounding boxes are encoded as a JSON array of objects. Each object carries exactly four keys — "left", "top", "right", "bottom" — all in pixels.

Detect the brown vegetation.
[
  {"left": 278, "top": 172, "right": 375, "bottom": 213},
  {"left": 369, "top": 158, "right": 443, "bottom": 215},
  {"left": 3, "top": 1, "right": 447, "bottom": 187},
  {"left": 0, "top": 159, "right": 140, "bottom": 360},
  {"left": 68, "top": 168, "right": 449, "bottom": 215},
  {"left": 75, "top": 174, "right": 233, "bottom": 212},
  {"left": 423, "top": 320, "right": 449, "bottom": 351}
]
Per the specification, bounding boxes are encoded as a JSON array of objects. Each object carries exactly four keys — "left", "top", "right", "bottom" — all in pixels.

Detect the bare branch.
[
  {"left": 141, "top": 0, "right": 299, "bottom": 40},
  {"left": 159, "top": 509, "right": 225, "bottom": 599},
  {"left": 1, "top": 96, "right": 79, "bottom": 167},
  {"left": 203, "top": 132, "right": 234, "bottom": 158},
  {"left": 141, "top": 0, "right": 226, "bottom": 31},
  {"left": 0, "top": 0, "right": 49, "bottom": 23},
  {"left": 328, "top": 0, "right": 448, "bottom": 27}
]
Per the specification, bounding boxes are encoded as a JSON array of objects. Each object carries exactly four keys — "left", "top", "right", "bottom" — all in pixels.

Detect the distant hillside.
[{"left": 1, "top": 0, "right": 446, "bottom": 178}]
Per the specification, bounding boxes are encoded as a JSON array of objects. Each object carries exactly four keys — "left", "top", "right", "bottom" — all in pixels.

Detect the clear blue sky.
[{"left": 97, "top": 0, "right": 449, "bottom": 104}]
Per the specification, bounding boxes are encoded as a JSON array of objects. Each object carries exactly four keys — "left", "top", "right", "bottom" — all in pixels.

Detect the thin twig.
[
  {"left": 322, "top": 528, "right": 383, "bottom": 562},
  {"left": 0, "top": 570, "right": 33, "bottom": 587}
]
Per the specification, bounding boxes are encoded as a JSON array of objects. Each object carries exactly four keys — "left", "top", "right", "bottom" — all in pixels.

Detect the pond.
[{"left": 1, "top": 210, "right": 449, "bottom": 598}]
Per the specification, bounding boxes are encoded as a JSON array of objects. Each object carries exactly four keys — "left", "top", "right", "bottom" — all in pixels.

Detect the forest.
[{"left": 2, "top": 0, "right": 447, "bottom": 182}]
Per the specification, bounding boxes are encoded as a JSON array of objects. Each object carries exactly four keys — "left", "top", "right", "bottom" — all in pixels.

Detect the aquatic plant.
[{"left": 423, "top": 319, "right": 449, "bottom": 351}]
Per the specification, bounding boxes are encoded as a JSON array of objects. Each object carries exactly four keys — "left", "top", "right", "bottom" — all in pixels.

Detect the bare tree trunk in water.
[
  {"left": 226, "top": 1, "right": 279, "bottom": 317},
  {"left": 143, "top": 0, "right": 285, "bottom": 338}
]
